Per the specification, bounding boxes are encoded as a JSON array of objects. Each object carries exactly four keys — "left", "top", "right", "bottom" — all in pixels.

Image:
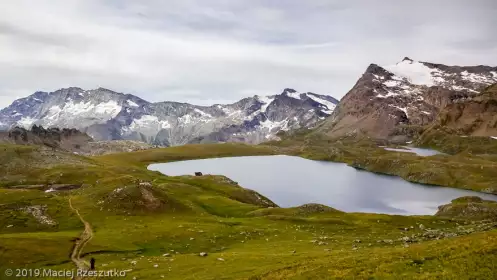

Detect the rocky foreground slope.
[
  {"left": 319, "top": 57, "right": 497, "bottom": 140},
  {"left": 0, "top": 87, "right": 338, "bottom": 146}
]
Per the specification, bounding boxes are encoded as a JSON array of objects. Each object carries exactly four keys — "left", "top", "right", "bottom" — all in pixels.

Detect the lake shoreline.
[{"left": 148, "top": 155, "right": 497, "bottom": 216}]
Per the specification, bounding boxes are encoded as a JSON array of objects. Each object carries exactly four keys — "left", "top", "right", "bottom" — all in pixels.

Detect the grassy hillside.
[{"left": 1, "top": 143, "right": 497, "bottom": 279}]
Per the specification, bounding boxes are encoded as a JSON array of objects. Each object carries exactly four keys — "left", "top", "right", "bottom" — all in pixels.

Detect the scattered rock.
[
  {"left": 217, "top": 258, "right": 225, "bottom": 261},
  {"left": 153, "top": 264, "right": 159, "bottom": 268},
  {"left": 419, "top": 224, "right": 425, "bottom": 230},
  {"left": 21, "top": 205, "right": 57, "bottom": 225},
  {"left": 199, "top": 252, "right": 208, "bottom": 257},
  {"left": 163, "top": 253, "right": 170, "bottom": 257}
]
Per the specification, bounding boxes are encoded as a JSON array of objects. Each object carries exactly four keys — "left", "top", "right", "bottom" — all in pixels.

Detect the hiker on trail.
[{"left": 90, "top": 258, "right": 96, "bottom": 270}]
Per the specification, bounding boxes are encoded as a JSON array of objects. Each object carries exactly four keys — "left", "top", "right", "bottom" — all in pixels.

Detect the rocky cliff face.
[
  {"left": 427, "top": 84, "right": 497, "bottom": 137},
  {"left": 319, "top": 57, "right": 497, "bottom": 140},
  {"left": 0, "top": 87, "right": 338, "bottom": 146}
]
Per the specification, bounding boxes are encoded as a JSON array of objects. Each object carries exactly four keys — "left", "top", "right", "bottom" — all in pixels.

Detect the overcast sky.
[{"left": 1, "top": 0, "right": 496, "bottom": 108}]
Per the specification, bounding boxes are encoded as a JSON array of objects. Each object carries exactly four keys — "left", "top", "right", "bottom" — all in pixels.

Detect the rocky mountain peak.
[
  {"left": 319, "top": 59, "right": 497, "bottom": 140},
  {"left": 402, "top": 57, "right": 414, "bottom": 63},
  {"left": 365, "top": 64, "right": 393, "bottom": 77}
]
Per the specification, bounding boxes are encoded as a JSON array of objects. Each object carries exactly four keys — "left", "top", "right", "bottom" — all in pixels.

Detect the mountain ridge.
[{"left": 0, "top": 87, "right": 338, "bottom": 146}]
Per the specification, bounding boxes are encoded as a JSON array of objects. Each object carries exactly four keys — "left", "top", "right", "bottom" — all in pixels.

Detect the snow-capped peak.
[{"left": 383, "top": 59, "right": 438, "bottom": 86}]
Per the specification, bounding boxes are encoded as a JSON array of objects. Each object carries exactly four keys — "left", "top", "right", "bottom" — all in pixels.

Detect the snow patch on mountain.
[
  {"left": 56, "top": 100, "right": 121, "bottom": 121},
  {"left": 193, "top": 108, "right": 212, "bottom": 118},
  {"left": 384, "top": 60, "right": 438, "bottom": 86},
  {"left": 389, "top": 104, "right": 409, "bottom": 117},
  {"left": 451, "top": 85, "right": 478, "bottom": 93},
  {"left": 383, "top": 79, "right": 403, "bottom": 88},
  {"left": 127, "top": 100, "right": 139, "bottom": 107},
  {"left": 376, "top": 92, "right": 399, "bottom": 98},
  {"left": 306, "top": 93, "right": 337, "bottom": 113},
  {"left": 256, "top": 95, "right": 275, "bottom": 112},
  {"left": 286, "top": 91, "right": 302, "bottom": 99},
  {"left": 259, "top": 118, "right": 290, "bottom": 138},
  {"left": 461, "top": 71, "right": 494, "bottom": 84},
  {"left": 17, "top": 117, "right": 37, "bottom": 128},
  {"left": 128, "top": 115, "right": 171, "bottom": 130}
]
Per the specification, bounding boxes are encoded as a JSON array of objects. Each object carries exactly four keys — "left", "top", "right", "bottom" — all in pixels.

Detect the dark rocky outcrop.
[{"left": 1, "top": 125, "right": 93, "bottom": 151}]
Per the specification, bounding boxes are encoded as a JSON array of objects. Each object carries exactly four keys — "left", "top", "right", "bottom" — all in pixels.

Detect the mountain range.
[
  {"left": 0, "top": 87, "right": 338, "bottom": 146},
  {"left": 1, "top": 57, "right": 496, "bottom": 146}
]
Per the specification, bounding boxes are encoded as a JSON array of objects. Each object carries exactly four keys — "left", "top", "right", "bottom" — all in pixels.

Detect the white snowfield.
[
  {"left": 383, "top": 59, "right": 497, "bottom": 89},
  {"left": 384, "top": 60, "right": 439, "bottom": 86},
  {"left": 44, "top": 100, "right": 122, "bottom": 126}
]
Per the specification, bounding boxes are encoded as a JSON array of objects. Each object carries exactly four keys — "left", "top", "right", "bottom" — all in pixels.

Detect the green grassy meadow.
[{"left": 1, "top": 142, "right": 497, "bottom": 279}]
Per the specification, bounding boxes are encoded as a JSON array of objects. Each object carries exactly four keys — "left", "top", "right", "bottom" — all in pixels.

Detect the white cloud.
[{"left": 0, "top": 0, "right": 496, "bottom": 108}]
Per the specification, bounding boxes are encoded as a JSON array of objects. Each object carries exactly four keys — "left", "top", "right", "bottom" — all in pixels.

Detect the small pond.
[{"left": 381, "top": 147, "right": 442, "bottom": 157}]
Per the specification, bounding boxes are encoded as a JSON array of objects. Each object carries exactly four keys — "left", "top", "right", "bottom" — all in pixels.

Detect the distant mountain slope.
[
  {"left": 318, "top": 57, "right": 497, "bottom": 140},
  {"left": 0, "top": 87, "right": 338, "bottom": 146}
]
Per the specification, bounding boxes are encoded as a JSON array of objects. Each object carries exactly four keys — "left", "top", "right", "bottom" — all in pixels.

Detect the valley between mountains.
[{"left": 2, "top": 58, "right": 497, "bottom": 279}]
